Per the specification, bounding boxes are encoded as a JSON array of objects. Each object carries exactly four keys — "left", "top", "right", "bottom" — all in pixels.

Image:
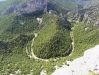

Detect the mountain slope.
[
  {"left": 66, "top": 4, "right": 99, "bottom": 26},
  {"left": 0, "top": 0, "right": 99, "bottom": 75},
  {"left": 33, "top": 15, "right": 72, "bottom": 59},
  {"left": 52, "top": 0, "right": 78, "bottom": 11},
  {"left": 71, "top": 0, "right": 99, "bottom": 9},
  {"left": 0, "top": 0, "right": 29, "bottom": 14}
]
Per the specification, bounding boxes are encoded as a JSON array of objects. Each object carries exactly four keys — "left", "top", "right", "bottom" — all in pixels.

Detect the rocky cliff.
[
  {"left": 2, "top": 0, "right": 50, "bottom": 15},
  {"left": 66, "top": 4, "right": 99, "bottom": 26},
  {"left": 2, "top": 0, "right": 99, "bottom": 25},
  {"left": 82, "top": 5, "right": 99, "bottom": 26},
  {"left": 15, "top": 0, "right": 49, "bottom": 15},
  {"left": 2, "top": 5, "right": 16, "bottom": 15},
  {"left": 71, "top": 0, "right": 99, "bottom": 9}
]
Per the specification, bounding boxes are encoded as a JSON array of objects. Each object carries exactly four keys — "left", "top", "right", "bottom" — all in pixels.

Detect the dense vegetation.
[
  {"left": 0, "top": 13, "right": 70, "bottom": 75},
  {"left": 33, "top": 15, "right": 72, "bottom": 59},
  {"left": 69, "top": 22, "right": 99, "bottom": 59},
  {"left": 0, "top": 3, "right": 72, "bottom": 74},
  {"left": 0, "top": 0, "right": 99, "bottom": 75},
  {"left": 0, "top": 34, "right": 34, "bottom": 56},
  {"left": 0, "top": 12, "right": 45, "bottom": 41}
]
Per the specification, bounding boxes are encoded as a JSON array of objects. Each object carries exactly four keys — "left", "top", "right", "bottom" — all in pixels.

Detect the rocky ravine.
[{"left": 52, "top": 45, "right": 99, "bottom": 75}]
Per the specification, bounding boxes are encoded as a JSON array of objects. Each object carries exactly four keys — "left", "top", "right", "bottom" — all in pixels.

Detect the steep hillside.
[
  {"left": 52, "top": 0, "right": 78, "bottom": 11},
  {"left": 33, "top": 15, "right": 72, "bottom": 59},
  {"left": 1, "top": 0, "right": 77, "bottom": 16},
  {"left": 72, "top": 22, "right": 99, "bottom": 58},
  {"left": 0, "top": 0, "right": 99, "bottom": 75},
  {"left": 66, "top": 4, "right": 99, "bottom": 26},
  {"left": 0, "top": 0, "right": 29, "bottom": 14},
  {"left": 71, "top": 0, "right": 99, "bottom": 9}
]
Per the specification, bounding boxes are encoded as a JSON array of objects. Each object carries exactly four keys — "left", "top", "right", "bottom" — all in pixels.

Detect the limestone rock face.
[
  {"left": 52, "top": 45, "right": 99, "bottom": 75},
  {"left": 15, "top": 0, "right": 49, "bottom": 15},
  {"left": 2, "top": 0, "right": 49, "bottom": 15},
  {"left": 67, "top": 4, "right": 99, "bottom": 25},
  {"left": 82, "top": 5, "right": 99, "bottom": 25},
  {"left": 2, "top": 5, "right": 16, "bottom": 15},
  {"left": 71, "top": 0, "right": 99, "bottom": 9}
]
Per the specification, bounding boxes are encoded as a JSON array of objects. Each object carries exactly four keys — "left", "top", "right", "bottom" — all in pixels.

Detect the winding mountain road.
[
  {"left": 26, "top": 26, "right": 75, "bottom": 61},
  {"left": 69, "top": 27, "right": 75, "bottom": 56},
  {"left": 26, "top": 33, "right": 48, "bottom": 62}
]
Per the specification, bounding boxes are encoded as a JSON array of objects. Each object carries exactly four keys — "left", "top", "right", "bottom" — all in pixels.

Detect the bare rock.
[
  {"left": 15, "top": 0, "right": 49, "bottom": 15},
  {"left": 2, "top": 5, "right": 16, "bottom": 15},
  {"left": 52, "top": 45, "right": 99, "bottom": 75}
]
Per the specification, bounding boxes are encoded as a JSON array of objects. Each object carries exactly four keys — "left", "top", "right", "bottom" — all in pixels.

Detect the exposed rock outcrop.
[
  {"left": 2, "top": 0, "right": 50, "bottom": 15},
  {"left": 15, "top": 0, "right": 49, "bottom": 15},
  {"left": 83, "top": 5, "right": 99, "bottom": 25},
  {"left": 71, "top": 0, "right": 99, "bottom": 9},
  {"left": 67, "top": 4, "right": 99, "bottom": 25},
  {"left": 2, "top": 5, "right": 16, "bottom": 15},
  {"left": 36, "top": 17, "right": 42, "bottom": 24},
  {"left": 52, "top": 45, "right": 99, "bottom": 75}
]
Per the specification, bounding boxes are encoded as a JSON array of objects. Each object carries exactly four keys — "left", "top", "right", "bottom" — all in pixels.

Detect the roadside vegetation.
[
  {"left": 68, "top": 22, "right": 99, "bottom": 59},
  {"left": 33, "top": 15, "right": 72, "bottom": 59}
]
